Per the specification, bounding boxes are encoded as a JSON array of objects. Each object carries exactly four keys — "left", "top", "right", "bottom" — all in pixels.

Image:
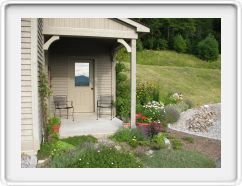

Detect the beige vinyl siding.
[
  {"left": 21, "top": 18, "right": 44, "bottom": 153},
  {"left": 35, "top": 18, "right": 44, "bottom": 148},
  {"left": 43, "top": 18, "right": 137, "bottom": 39},
  {"left": 96, "top": 56, "right": 112, "bottom": 96},
  {"left": 44, "top": 18, "right": 134, "bottom": 31},
  {"left": 49, "top": 55, "right": 68, "bottom": 114},
  {"left": 21, "top": 18, "right": 33, "bottom": 151}
]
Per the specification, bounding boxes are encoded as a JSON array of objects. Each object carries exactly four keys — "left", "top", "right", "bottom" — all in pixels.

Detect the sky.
[{"left": 75, "top": 62, "right": 89, "bottom": 77}]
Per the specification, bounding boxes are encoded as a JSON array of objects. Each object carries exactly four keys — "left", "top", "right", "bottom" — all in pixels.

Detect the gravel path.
[{"left": 169, "top": 103, "right": 221, "bottom": 140}]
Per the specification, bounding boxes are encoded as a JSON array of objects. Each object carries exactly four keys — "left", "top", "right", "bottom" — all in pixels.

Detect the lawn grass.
[
  {"left": 61, "top": 135, "right": 97, "bottom": 146},
  {"left": 117, "top": 49, "right": 221, "bottom": 106},
  {"left": 119, "top": 49, "right": 220, "bottom": 69},
  {"left": 140, "top": 149, "right": 216, "bottom": 168},
  {"left": 124, "top": 63, "right": 221, "bottom": 107}
]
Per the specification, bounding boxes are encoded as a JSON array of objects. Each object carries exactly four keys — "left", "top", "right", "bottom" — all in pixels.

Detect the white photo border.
[{"left": 0, "top": 1, "right": 242, "bottom": 185}]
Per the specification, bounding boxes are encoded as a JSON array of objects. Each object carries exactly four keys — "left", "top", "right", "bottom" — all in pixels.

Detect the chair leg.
[
  {"left": 110, "top": 107, "right": 112, "bottom": 120},
  {"left": 59, "top": 109, "right": 61, "bottom": 118},
  {"left": 72, "top": 107, "right": 74, "bottom": 122},
  {"left": 97, "top": 107, "right": 99, "bottom": 120},
  {"left": 67, "top": 109, "right": 69, "bottom": 119}
]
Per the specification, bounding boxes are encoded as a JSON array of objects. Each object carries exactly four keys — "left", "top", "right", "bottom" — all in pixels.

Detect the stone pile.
[{"left": 186, "top": 105, "right": 217, "bottom": 132}]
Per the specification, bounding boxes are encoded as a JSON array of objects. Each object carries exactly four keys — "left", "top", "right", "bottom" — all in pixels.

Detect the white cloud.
[{"left": 75, "top": 63, "right": 89, "bottom": 77}]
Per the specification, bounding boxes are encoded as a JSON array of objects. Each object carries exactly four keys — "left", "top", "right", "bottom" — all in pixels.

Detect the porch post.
[{"left": 130, "top": 39, "right": 136, "bottom": 128}]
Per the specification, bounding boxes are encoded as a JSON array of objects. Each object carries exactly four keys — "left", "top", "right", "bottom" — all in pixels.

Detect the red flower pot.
[
  {"left": 123, "top": 122, "right": 131, "bottom": 128},
  {"left": 52, "top": 124, "right": 60, "bottom": 133},
  {"left": 136, "top": 123, "right": 151, "bottom": 127}
]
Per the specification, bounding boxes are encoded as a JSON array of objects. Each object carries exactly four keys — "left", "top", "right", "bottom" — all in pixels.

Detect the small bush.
[
  {"left": 164, "top": 105, "right": 180, "bottom": 123},
  {"left": 160, "top": 93, "right": 179, "bottom": 105},
  {"left": 183, "top": 99, "right": 193, "bottom": 109},
  {"left": 50, "top": 144, "right": 142, "bottom": 168},
  {"left": 61, "top": 135, "right": 97, "bottom": 146},
  {"left": 37, "top": 142, "right": 53, "bottom": 159},
  {"left": 156, "top": 38, "right": 168, "bottom": 50},
  {"left": 49, "top": 117, "right": 61, "bottom": 125},
  {"left": 136, "top": 82, "right": 160, "bottom": 105},
  {"left": 128, "top": 139, "right": 139, "bottom": 148},
  {"left": 173, "top": 34, "right": 187, "bottom": 53},
  {"left": 172, "top": 102, "right": 190, "bottom": 113},
  {"left": 152, "top": 133, "right": 167, "bottom": 149},
  {"left": 182, "top": 136, "right": 195, "bottom": 143},
  {"left": 171, "top": 139, "right": 183, "bottom": 150},
  {"left": 116, "top": 61, "right": 131, "bottom": 119},
  {"left": 110, "top": 128, "right": 145, "bottom": 142},
  {"left": 37, "top": 140, "right": 75, "bottom": 159},
  {"left": 196, "top": 34, "right": 219, "bottom": 61}
]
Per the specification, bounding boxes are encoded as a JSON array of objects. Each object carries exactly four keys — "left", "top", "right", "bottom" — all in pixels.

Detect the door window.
[{"left": 75, "top": 62, "right": 89, "bottom": 86}]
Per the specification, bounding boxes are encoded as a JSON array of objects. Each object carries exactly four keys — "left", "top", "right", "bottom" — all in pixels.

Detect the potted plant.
[
  {"left": 49, "top": 117, "right": 61, "bottom": 133},
  {"left": 122, "top": 116, "right": 131, "bottom": 128}
]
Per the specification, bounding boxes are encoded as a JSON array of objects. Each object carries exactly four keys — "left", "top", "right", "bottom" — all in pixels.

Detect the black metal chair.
[
  {"left": 53, "top": 95, "right": 74, "bottom": 121},
  {"left": 97, "top": 95, "right": 114, "bottom": 120}
]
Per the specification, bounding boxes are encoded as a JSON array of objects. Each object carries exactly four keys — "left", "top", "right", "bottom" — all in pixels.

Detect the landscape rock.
[
  {"left": 169, "top": 103, "right": 221, "bottom": 140},
  {"left": 21, "top": 153, "right": 37, "bottom": 168}
]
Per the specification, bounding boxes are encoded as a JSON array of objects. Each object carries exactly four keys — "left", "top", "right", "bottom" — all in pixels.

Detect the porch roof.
[{"left": 43, "top": 18, "right": 150, "bottom": 39}]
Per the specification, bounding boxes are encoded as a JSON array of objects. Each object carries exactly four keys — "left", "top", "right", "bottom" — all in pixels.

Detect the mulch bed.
[{"left": 168, "top": 129, "right": 221, "bottom": 161}]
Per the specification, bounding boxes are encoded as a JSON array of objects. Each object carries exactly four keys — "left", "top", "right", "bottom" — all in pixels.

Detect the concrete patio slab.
[{"left": 59, "top": 113, "right": 123, "bottom": 138}]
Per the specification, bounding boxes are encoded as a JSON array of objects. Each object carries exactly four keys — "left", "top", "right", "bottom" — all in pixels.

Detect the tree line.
[{"left": 133, "top": 18, "right": 221, "bottom": 61}]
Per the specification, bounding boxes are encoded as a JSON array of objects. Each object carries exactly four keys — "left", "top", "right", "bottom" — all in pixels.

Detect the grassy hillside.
[
  {"left": 120, "top": 50, "right": 221, "bottom": 107},
  {"left": 118, "top": 49, "right": 221, "bottom": 69}
]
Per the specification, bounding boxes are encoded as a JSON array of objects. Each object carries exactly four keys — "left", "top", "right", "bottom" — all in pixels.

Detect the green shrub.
[
  {"left": 50, "top": 144, "right": 143, "bottom": 168},
  {"left": 37, "top": 142, "right": 53, "bottom": 159},
  {"left": 155, "top": 38, "right": 168, "bottom": 50},
  {"left": 171, "top": 139, "right": 183, "bottom": 150},
  {"left": 110, "top": 128, "right": 145, "bottom": 142},
  {"left": 172, "top": 102, "right": 190, "bottom": 113},
  {"left": 183, "top": 99, "right": 193, "bottom": 109},
  {"left": 136, "top": 82, "right": 160, "bottom": 105},
  {"left": 152, "top": 133, "right": 167, "bottom": 149},
  {"left": 37, "top": 140, "right": 75, "bottom": 159},
  {"left": 163, "top": 105, "right": 180, "bottom": 123},
  {"left": 61, "top": 135, "right": 97, "bottom": 146},
  {"left": 173, "top": 34, "right": 187, "bottom": 53},
  {"left": 160, "top": 92, "right": 178, "bottom": 105},
  {"left": 182, "top": 136, "right": 195, "bottom": 143},
  {"left": 141, "top": 149, "right": 216, "bottom": 168},
  {"left": 128, "top": 139, "right": 139, "bottom": 148},
  {"left": 49, "top": 117, "right": 61, "bottom": 125},
  {"left": 116, "top": 61, "right": 131, "bottom": 119},
  {"left": 196, "top": 34, "right": 219, "bottom": 61},
  {"left": 144, "top": 37, "right": 155, "bottom": 49}
]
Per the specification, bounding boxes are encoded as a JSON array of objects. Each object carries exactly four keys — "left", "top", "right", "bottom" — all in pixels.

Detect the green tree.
[
  {"left": 173, "top": 34, "right": 187, "bottom": 53},
  {"left": 196, "top": 34, "right": 219, "bottom": 61}
]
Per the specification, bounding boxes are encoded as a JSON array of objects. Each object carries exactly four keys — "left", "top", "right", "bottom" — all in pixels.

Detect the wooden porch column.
[{"left": 130, "top": 39, "right": 136, "bottom": 128}]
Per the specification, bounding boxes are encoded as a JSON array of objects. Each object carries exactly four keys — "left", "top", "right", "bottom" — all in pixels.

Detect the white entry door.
[{"left": 68, "top": 59, "right": 94, "bottom": 112}]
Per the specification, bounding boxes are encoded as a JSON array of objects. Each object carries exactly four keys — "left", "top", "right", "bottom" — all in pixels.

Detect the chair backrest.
[
  {"left": 99, "top": 95, "right": 113, "bottom": 104},
  {"left": 53, "top": 95, "right": 67, "bottom": 107}
]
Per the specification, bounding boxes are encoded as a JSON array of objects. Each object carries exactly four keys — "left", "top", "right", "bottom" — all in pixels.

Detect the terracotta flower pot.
[
  {"left": 123, "top": 122, "right": 131, "bottom": 128},
  {"left": 52, "top": 124, "right": 60, "bottom": 133}
]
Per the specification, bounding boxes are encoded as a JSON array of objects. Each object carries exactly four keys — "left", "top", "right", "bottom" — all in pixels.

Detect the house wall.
[
  {"left": 21, "top": 18, "right": 44, "bottom": 154},
  {"left": 21, "top": 18, "right": 34, "bottom": 152},
  {"left": 48, "top": 38, "right": 114, "bottom": 115}
]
